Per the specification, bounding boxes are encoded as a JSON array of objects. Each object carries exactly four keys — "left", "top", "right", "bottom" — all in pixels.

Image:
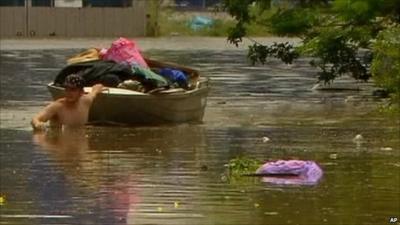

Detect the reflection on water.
[{"left": 1, "top": 49, "right": 399, "bottom": 225}]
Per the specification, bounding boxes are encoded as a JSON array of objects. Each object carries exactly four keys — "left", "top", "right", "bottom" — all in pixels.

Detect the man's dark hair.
[{"left": 64, "top": 74, "right": 85, "bottom": 89}]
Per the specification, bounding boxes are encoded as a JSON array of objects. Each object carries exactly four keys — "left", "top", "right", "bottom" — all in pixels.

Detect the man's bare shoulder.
[
  {"left": 51, "top": 98, "right": 67, "bottom": 108},
  {"left": 54, "top": 98, "right": 66, "bottom": 104}
]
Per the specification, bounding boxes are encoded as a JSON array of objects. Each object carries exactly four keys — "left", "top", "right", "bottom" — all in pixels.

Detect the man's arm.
[
  {"left": 31, "top": 102, "right": 60, "bottom": 131},
  {"left": 85, "top": 84, "right": 107, "bottom": 103}
]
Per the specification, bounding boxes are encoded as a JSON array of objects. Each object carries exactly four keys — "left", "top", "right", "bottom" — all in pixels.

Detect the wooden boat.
[{"left": 47, "top": 58, "right": 209, "bottom": 125}]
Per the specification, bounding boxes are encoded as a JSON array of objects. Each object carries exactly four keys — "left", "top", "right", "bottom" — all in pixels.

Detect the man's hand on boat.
[{"left": 92, "top": 84, "right": 109, "bottom": 94}]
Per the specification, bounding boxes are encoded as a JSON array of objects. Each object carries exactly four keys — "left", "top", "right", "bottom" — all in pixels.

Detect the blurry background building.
[{"left": 0, "top": 0, "right": 147, "bottom": 38}]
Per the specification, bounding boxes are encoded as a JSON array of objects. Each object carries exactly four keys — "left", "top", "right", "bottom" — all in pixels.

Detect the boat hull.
[{"left": 47, "top": 81, "right": 209, "bottom": 125}]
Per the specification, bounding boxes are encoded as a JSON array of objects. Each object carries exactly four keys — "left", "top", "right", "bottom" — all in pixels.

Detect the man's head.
[{"left": 63, "top": 74, "right": 85, "bottom": 103}]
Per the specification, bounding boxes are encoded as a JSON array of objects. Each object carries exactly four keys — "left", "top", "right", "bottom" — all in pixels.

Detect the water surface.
[{"left": 0, "top": 47, "right": 399, "bottom": 225}]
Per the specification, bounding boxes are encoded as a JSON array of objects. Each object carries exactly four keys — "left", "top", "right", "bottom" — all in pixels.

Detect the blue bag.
[{"left": 159, "top": 68, "right": 189, "bottom": 88}]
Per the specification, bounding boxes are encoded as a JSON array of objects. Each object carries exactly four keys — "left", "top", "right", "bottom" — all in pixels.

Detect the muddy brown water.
[{"left": 0, "top": 46, "right": 399, "bottom": 225}]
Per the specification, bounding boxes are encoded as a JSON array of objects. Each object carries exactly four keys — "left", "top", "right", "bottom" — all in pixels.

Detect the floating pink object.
[
  {"left": 101, "top": 37, "right": 148, "bottom": 68},
  {"left": 256, "top": 160, "right": 323, "bottom": 185}
]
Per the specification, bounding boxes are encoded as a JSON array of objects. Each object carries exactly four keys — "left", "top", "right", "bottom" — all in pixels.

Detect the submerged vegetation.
[{"left": 227, "top": 156, "right": 262, "bottom": 177}]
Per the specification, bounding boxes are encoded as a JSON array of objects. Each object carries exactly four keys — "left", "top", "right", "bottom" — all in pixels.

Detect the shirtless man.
[{"left": 31, "top": 74, "right": 106, "bottom": 131}]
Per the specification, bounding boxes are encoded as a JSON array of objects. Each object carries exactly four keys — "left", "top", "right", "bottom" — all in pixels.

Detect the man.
[{"left": 31, "top": 74, "right": 106, "bottom": 131}]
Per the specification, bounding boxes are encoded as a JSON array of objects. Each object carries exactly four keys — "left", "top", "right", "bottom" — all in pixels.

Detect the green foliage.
[
  {"left": 334, "top": 0, "right": 380, "bottom": 24},
  {"left": 334, "top": 0, "right": 400, "bottom": 24},
  {"left": 224, "top": 0, "right": 400, "bottom": 94},
  {"left": 248, "top": 42, "right": 299, "bottom": 65},
  {"left": 269, "top": 8, "right": 318, "bottom": 35},
  {"left": 224, "top": 0, "right": 256, "bottom": 45},
  {"left": 300, "top": 28, "right": 371, "bottom": 83},
  {"left": 227, "top": 156, "right": 262, "bottom": 177},
  {"left": 227, "top": 22, "right": 247, "bottom": 46},
  {"left": 224, "top": 0, "right": 255, "bottom": 22},
  {"left": 371, "top": 26, "right": 400, "bottom": 105}
]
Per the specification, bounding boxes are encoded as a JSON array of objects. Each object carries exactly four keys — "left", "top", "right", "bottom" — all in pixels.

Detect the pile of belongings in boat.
[{"left": 54, "top": 37, "right": 198, "bottom": 93}]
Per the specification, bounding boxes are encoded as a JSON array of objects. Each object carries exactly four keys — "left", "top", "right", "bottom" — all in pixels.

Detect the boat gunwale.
[{"left": 47, "top": 79, "right": 209, "bottom": 100}]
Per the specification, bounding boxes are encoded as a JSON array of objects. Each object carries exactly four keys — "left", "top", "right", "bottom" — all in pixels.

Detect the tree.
[
  {"left": 371, "top": 26, "right": 400, "bottom": 104},
  {"left": 223, "top": 0, "right": 400, "bottom": 98},
  {"left": 147, "top": 0, "right": 164, "bottom": 37}
]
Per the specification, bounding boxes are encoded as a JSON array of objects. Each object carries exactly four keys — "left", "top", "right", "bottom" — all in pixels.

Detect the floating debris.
[
  {"left": 264, "top": 211, "right": 279, "bottom": 216},
  {"left": 220, "top": 174, "right": 228, "bottom": 182},
  {"left": 256, "top": 160, "right": 323, "bottom": 185},
  {"left": 380, "top": 147, "right": 393, "bottom": 151},
  {"left": 0, "top": 195, "right": 5, "bottom": 206},
  {"left": 200, "top": 165, "right": 208, "bottom": 171},
  {"left": 262, "top": 137, "right": 270, "bottom": 143},
  {"left": 352, "top": 134, "right": 364, "bottom": 142},
  {"left": 329, "top": 153, "right": 338, "bottom": 159}
]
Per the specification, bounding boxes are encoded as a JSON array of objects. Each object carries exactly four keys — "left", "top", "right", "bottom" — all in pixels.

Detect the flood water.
[{"left": 0, "top": 46, "right": 399, "bottom": 225}]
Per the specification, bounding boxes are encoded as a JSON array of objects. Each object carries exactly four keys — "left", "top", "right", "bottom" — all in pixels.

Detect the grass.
[
  {"left": 155, "top": 9, "right": 271, "bottom": 37},
  {"left": 227, "top": 156, "right": 262, "bottom": 177}
]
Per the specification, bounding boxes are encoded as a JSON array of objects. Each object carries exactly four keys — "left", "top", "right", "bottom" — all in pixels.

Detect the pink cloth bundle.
[
  {"left": 256, "top": 160, "right": 323, "bottom": 185},
  {"left": 101, "top": 37, "right": 148, "bottom": 68}
]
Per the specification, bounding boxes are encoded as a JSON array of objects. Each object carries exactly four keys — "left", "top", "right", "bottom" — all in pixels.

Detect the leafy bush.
[
  {"left": 299, "top": 27, "right": 371, "bottom": 83},
  {"left": 371, "top": 26, "right": 400, "bottom": 104},
  {"left": 269, "top": 8, "right": 318, "bottom": 36}
]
